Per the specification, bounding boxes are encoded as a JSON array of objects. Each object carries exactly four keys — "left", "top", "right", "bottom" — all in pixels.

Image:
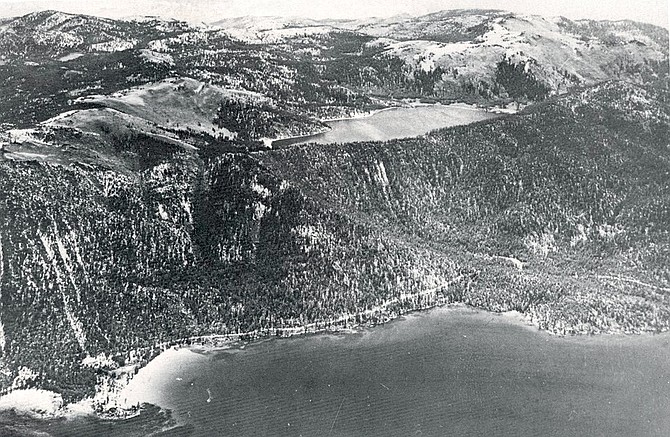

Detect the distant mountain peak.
[
  {"left": 421, "top": 8, "right": 509, "bottom": 18},
  {"left": 24, "top": 9, "right": 75, "bottom": 19}
]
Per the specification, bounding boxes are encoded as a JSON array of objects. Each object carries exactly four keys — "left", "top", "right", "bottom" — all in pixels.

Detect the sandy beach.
[{"left": 118, "top": 347, "right": 209, "bottom": 411}]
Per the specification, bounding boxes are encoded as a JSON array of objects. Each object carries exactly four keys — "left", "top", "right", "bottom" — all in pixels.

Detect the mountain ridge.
[{"left": 0, "top": 9, "right": 666, "bottom": 129}]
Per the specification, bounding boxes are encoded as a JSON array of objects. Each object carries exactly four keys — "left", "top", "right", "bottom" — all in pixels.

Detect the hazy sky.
[{"left": 0, "top": 0, "right": 668, "bottom": 28}]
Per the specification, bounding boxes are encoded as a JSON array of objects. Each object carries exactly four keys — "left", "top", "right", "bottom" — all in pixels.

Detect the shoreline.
[
  {"left": 265, "top": 106, "right": 397, "bottom": 148},
  {"left": 94, "top": 293, "right": 670, "bottom": 414},
  {"left": 268, "top": 101, "right": 515, "bottom": 148},
  {"left": 117, "top": 302, "right": 670, "bottom": 425},
  {"left": 320, "top": 105, "right": 403, "bottom": 123},
  {"left": 1, "top": 296, "right": 666, "bottom": 421}
]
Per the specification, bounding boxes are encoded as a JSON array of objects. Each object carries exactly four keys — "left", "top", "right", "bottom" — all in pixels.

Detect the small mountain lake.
[
  {"left": 272, "top": 104, "right": 502, "bottom": 147},
  {"left": 35, "top": 306, "right": 670, "bottom": 436}
]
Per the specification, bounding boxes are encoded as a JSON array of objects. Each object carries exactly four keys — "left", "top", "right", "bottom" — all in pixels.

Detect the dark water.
[
  {"left": 9, "top": 307, "right": 670, "bottom": 436},
  {"left": 272, "top": 105, "right": 500, "bottom": 147}
]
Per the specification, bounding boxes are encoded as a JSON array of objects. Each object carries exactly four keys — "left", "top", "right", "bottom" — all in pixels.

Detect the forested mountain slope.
[
  {"left": 1, "top": 79, "right": 668, "bottom": 410},
  {"left": 0, "top": 8, "right": 668, "bottom": 417}
]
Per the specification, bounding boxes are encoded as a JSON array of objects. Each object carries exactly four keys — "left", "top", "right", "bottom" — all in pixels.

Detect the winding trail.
[{"left": 596, "top": 275, "right": 670, "bottom": 293}]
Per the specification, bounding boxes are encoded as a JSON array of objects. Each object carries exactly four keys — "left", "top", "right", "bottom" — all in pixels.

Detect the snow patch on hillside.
[
  {"left": 116, "top": 92, "right": 146, "bottom": 107},
  {"left": 147, "top": 39, "right": 170, "bottom": 52},
  {"left": 58, "top": 52, "right": 84, "bottom": 62},
  {"left": 421, "top": 42, "right": 473, "bottom": 71},
  {"left": 91, "top": 39, "right": 137, "bottom": 52},
  {"left": 82, "top": 353, "right": 117, "bottom": 370},
  {"left": 380, "top": 39, "right": 475, "bottom": 72},
  {"left": 6, "top": 128, "right": 46, "bottom": 145},
  {"left": 37, "top": 11, "right": 74, "bottom": 30},
  {"left": 251, "top": 26, "right": 334, "bottom": 42},
  {"left": 213, "top": 15, "right": 350, "bottom": 42},
  {"left": 139, "top": 49, "right": 175, "bottom": 66},
  {"left": 214, "top": 16, "right": 336, "bottom": 42},
  {"left": 43, "top": 109, "right": 82, "bottom": 125},
  {"left": 250, "top": 177, "right": 271, "bottom": 198},
  {"left": 0, "top": 321, "right": 5, "bottom": 355},
  {"left": 38, "top": 231, "right": 88, "bottom": 352},
  {"left": 253, "top": 202, "right": 267, "bottom": 221},
  {"left": 478, "top": 21, "right": 524, "bottom": 47},
  {"left": 33, "top": 30, "right": 83, "bottom": 48},
  {"left": 11, "top": 367, "right": 39, "bottom": 390},
  {"left": 374, "top": 160, "right": 390, "bottom": 188}
]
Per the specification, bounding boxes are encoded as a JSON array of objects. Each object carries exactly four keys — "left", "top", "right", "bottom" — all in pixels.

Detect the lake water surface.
[
  {"left": 42, "top": 306, "right": 670, "bottom": 437},
  {"left": 273, "top": 105, "right": 501, "bottom": 147}
]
